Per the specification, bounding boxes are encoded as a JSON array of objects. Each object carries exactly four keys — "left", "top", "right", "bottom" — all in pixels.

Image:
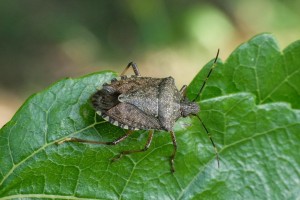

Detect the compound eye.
[{"left": 180, "top": 109, "right": 188, "bottom": 117}]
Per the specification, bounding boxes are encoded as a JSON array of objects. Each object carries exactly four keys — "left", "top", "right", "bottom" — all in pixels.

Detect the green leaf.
[{"left": 1, "top": 33, "right": 300, "bottom": 200}]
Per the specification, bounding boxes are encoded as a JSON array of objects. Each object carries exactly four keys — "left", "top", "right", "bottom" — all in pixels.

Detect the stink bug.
[{"left": 59, "top": 50, "right": 220, "bottom": 173}]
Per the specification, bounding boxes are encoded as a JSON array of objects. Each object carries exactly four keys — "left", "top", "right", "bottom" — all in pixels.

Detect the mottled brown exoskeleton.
[{"left": 59, "top": 50, "right": 220, "bottom": 173}]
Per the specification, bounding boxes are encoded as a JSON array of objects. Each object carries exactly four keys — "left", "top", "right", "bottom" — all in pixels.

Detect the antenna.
[
  {"left": 192, "top": 49, "right": 220, "bottom": 102},
  {"left": 195, "top": 115, "right": 220, "bottom": 168}
]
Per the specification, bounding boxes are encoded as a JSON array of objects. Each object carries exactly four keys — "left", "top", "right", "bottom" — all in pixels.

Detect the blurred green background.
[{"left": 1, "top": 0, "right": 300, "bottom": 127}]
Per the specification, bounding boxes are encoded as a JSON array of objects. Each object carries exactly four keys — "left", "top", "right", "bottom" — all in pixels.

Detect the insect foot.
[
  {"left": 56, "top": 137, "right": 75, "bottom": 145},
  {"left": 111, "top": 130, "right": 154, "bottom": 163},
  {"left": 110, "top": 154, "right": 123, "bottom": 163}
]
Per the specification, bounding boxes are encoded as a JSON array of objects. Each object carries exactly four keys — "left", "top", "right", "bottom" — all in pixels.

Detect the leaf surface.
[{"left": 0, "top": 34, "right": 300, "bottom": 200}]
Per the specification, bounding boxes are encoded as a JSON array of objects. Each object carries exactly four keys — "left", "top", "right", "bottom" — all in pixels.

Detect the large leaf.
[{"left": 0, "top": 34, "right": 300, "bottom": 199}]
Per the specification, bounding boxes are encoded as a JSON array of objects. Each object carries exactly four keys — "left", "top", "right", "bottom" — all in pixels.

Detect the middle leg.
[{"left": 111, "top": 130, "right": 154, "bottom": 161}]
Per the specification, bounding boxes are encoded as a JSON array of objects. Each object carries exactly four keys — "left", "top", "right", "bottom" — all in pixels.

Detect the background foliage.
[
  {"left": 0, "top": 34, "right": 299, "bottom": 199},
  {"left": 1, "top": 0, "right": 300, "bottom": 127}
]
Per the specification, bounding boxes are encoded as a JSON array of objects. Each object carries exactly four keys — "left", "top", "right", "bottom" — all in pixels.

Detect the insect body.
[
  {"left": 92, "top": 76, "right": 199, "bottom": 131},
  {"left": 59, "top": 50, "right": 220, "bottom": 173}
]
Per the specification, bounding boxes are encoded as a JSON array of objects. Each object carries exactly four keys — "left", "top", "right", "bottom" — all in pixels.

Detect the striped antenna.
[
  {"left": 192, "top": 49, "right": 220, "bottom": 102},
  {"left": 195, "top": 115, "right": 220, "bottom": 168}
]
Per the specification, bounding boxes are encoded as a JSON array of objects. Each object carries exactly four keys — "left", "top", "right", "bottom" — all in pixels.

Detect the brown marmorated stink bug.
[{"left": 59, "top": 50, "right": 220, "bottom": 173}]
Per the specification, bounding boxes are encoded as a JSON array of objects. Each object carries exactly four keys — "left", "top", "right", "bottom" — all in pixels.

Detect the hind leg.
[
  {"left": 56, "top": 130, "right": 134, "bottom": 145},
  {"left": 121, "top": 62, "right": 141, "bottom": 76}
]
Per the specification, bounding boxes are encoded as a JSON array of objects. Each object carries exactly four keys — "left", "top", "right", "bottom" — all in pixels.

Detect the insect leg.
[
  {"left": 56, "top": 130, "right": 134, "bottom": 145},
  {"left": 111, "top": 130, "right": 154, "bottom": 162},
  {"left": 179, "top": 85, "right": 187, "bottom": 96},
  {"left": 120, "top": 62, "right": 141, "bottom": 76},
  {"left": 169, "top": 131, "right": 177, "bottom": 173}
]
